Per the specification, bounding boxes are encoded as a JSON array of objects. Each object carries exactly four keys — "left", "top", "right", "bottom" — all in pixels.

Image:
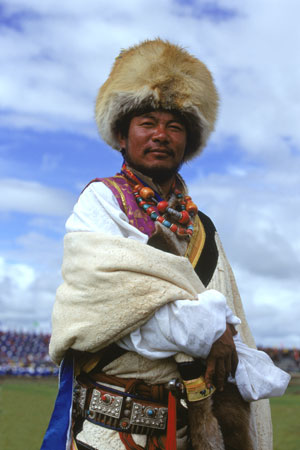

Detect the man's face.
[{"left": 118, "top": 111, "right": 187, "bottom": 181}]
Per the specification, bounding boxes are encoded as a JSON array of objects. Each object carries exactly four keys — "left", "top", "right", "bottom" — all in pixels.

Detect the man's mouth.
[{"left": 145, "top": 148, "right": 174, "bottom": 157}]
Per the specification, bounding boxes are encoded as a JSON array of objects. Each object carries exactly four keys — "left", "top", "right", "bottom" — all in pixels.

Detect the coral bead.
[
  {"left": 156, "top": 216, "right": 165, "bottom": 223},
  {"left": 186, "top": 201, "right": 198, "bottom": 215},
  {"left": 140, "top": 187, "right": 155, "bottom": 200},
  {"left": 146, "top": 207, "right": 156, "bottom": 214},
  {"left": 184, "top": 196, "right": 191, "bottom": 201},
  {"left": 134, "top": 184, "right": 141, "bottom": 192},
  {"left": 170, "top": 224, "right": 178, "bottom": 232},
  {"left": 179, "top": 210, "right": 190, "bottom": 224},
  {"left": 157, "top": 201, "right": 169, "bottom": 213},
  {"left": 101, "top": 394, "right": 111, "bottom": 404}
]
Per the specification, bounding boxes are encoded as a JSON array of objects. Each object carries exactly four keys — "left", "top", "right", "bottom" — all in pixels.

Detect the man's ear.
[{"left": 117, "top": 130, "right": 126, "bottom": 150}]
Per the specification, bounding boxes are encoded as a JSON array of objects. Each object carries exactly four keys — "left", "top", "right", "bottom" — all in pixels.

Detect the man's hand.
[{"left": 205, "top": 323, "right": 238, "bottom": 391}]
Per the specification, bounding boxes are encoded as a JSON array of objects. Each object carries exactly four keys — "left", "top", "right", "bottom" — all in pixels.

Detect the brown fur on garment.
[
  {"left": 212, "top": 383, "right": 253, "bottom": 450},
  {"left": 187, "top": 384, "right": 253, "bottom": 450}
]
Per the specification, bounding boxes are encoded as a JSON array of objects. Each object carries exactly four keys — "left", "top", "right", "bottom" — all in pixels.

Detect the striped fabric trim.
[
  {"left": 71, "top": 438, "right": 78, "bottom": 450},
  {"left": 105, "top": 177, "right": 129, "bottom": 216},
  {"left": 185, "top": 215, "right": 206, "bottom": 268}
]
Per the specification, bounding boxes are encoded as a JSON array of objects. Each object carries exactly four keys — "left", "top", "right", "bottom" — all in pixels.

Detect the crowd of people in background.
[
  {"left": 0, "top": 330, "right": 58, "bottom": 377},
  {"left": 0, "top": 329, "right": 299, "bottom": 377},
  {"left": 257, "top": 346, "right": 300, "bottom": 373}
]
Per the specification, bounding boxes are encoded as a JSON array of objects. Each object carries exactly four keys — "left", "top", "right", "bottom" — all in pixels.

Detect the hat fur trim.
[{"left": 95, "top": 39, "right": 219, "bottom": 160}]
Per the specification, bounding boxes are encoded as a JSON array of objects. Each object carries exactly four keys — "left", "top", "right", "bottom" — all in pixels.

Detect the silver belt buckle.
[
  {"left": 89, "top": 388, "right": 123, "bottom": 419},
  {"left": 85, "top": 386, "right": 168, "bottom": 433},
  {"left": 130, "top": 402, "right": 168, "bottom": 431}
]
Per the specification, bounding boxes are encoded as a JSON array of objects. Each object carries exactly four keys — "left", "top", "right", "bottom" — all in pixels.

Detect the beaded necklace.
[{"left": 121, "top": 164, "right": 198, "bottom": 237}]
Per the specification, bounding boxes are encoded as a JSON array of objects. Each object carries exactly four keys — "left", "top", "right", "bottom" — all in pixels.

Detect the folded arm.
[{"left": 118, "top": 290, "right": 240, "bottom": 389}]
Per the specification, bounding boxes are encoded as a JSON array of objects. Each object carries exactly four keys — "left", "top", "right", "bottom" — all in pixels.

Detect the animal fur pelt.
[
  {"left": 186, "top": 385, "right": 254, "bottom": 450},
  {"left": 95, "top": 38, "right": 219, "bottom": 161}
]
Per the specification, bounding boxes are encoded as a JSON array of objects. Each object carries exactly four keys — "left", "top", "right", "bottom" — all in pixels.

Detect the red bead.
[
  {"left": 101, "top": 394, "right": 110, "bottom": 403},
  {"left": 156, "top": 216, "right": 165, "bottom": 223},
  {"left": 139, "top": 201, "right": 147, "bottom": 206},
  {"left": 174, "top": 189, "right": 181, "bottom": 195},
  {"left": 146, "top": 207, "right": 156, "bottom": 214},
  {"left": 157, "top": 201, "right": 169, "bottom": 213},
  {"left": 186, "top": 229, "right": 193, "bottom": 236},
  {"left": 179, "top": 210, "right": 190, "bottom": 224},
  {"left": 170, "top": 224, "right": 178, "bottom": 232},
  {"left": 186, "top": 201, "right": 198, "bottom": 215},
  {"left": 140, "top": 187, "right": 155, "bottom": 200},
  {"left": 134, "top": 184, "right": 141, "bottom": 192},
  {"left": 184, "top": 195, "right": 191, "bottom": 201},
  {"left": 177, "top": 227, "right": 187, "bottom": 235}
]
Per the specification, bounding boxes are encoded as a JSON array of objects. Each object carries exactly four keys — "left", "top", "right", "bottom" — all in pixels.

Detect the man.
[{"left": 42, "top": 39, "right": 288, "bottom": 450}]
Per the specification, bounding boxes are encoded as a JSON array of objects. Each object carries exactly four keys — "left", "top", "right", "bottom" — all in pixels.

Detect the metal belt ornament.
[
  {"left": 73, "top": 382, "right": 168, "bottom": 434},
  {"left": 183, "top": 376, "right": 216, "bottom": 402}
]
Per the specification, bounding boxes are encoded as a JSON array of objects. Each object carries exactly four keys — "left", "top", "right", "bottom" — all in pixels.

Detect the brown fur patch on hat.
[{"left": 95, "top": 39, "right": 219, "bottom": 160}]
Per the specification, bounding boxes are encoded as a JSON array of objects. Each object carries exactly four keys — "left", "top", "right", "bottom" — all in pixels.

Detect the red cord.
[{"left": 166, "top": 391, "right": 177, "bottom": 450}]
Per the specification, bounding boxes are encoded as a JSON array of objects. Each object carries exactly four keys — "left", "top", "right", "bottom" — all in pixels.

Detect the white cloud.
[
  {"left": 0, "top": 178, "right": 76, "bottom": 216},
  {"left": 0, "top": 233, "right": 63, "bottom": 331},
  {"left": 188, "top": 152, "right": 300, "bottom": 347},
  {"left": 0, "top": 0, "right": 299, "bottom": 157}
]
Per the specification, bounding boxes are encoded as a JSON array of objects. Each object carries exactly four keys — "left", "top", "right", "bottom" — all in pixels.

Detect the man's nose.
[{"left": 152, "top": 125, "right": 169, "bottom": 143}]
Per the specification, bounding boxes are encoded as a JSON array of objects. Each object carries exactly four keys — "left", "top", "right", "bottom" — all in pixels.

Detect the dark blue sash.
[{"left": 40, "top": 353, "right": 74, "bottom": 450}]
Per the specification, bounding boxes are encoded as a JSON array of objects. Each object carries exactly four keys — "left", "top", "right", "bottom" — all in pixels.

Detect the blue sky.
[{"left": 0, "top": 0, "right": 300, "bottom": 348}]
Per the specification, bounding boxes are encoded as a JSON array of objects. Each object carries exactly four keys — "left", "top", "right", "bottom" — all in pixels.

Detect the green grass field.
[{"left": 0, "top": 376, "right": 299, "bottom": 450}]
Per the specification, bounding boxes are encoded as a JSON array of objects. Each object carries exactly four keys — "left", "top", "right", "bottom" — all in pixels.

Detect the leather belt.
[{"left": 73, "top": 379, "right": 168, "bottom": 435}]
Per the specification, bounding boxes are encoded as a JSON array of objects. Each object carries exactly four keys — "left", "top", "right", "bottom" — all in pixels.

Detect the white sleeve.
[
  {"left": 118, "top": 290, "right": 241, "bottom": 359},
  {"left": 230, "top": 334, "right": 291, "bottom": 401},
  {"left": 65, "top": 181, "right": 148, "bottom": 243}
]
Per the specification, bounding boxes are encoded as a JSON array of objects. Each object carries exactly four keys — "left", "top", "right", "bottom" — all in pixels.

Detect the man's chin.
[{"left": 129, "top": 163, "right": 180, "bottom": 183}]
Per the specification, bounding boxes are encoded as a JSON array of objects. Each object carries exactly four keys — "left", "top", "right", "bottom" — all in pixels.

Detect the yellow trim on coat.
[
  {"left": 105, "top": 177, "right": 128, "bottom": 216},
  {"left": 185, "top": 215, "right": 206, "bottom": 268},
  {"left": 71, "top": 438, "right": 79, "bottom": 450}
]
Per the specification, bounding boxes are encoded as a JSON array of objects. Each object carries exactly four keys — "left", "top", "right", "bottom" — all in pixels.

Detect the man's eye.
[
  {"left": 141, "top": 121, "right": 154, "bottom": 126},
  {"left": 169, "top": 124, "right": 183, "bottom": 131}
]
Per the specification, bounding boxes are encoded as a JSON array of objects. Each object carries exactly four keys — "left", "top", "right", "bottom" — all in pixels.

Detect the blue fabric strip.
[{"left": 40, "top": 353, "right": 74, "bottom": 450}]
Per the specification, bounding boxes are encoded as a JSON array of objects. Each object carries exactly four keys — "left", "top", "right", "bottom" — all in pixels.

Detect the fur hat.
[{"left": 95, "top": 39, "right": 219, "bottom": 160}]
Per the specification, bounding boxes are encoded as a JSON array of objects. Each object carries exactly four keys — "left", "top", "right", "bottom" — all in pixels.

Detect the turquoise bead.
[
  {"left": 150, "top": 212, "right": 158, "bottom": 220},
  {"left": 162, "top": 220, "right": 171, "bottom": 228},
  {"left": 143, "top": 204, "right": 150, "bottom": 210}
]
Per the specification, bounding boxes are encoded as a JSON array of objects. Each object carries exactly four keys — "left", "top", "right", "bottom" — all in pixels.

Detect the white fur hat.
[{"left": 95, "top": 39, "right": 219, "bottom": 160}]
